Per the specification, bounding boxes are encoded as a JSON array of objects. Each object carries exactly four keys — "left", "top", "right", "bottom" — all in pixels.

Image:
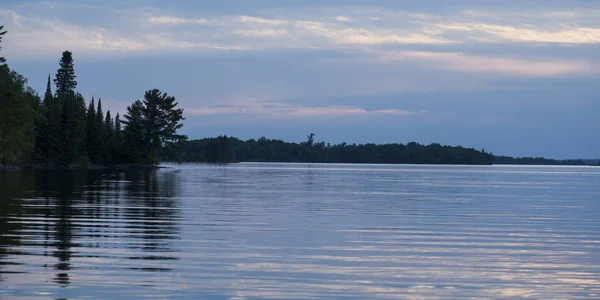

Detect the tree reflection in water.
[{"left": 0, "top": 168, "right": 181, "bottom": 288}]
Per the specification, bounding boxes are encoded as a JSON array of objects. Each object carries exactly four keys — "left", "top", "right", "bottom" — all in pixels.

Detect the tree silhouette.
[{"left": 0, "top": 24, "right": 7, "bottom": 63}]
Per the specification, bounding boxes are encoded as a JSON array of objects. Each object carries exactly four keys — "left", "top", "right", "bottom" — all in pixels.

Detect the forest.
[
  {"left": 492, "top": 156, "right": 587, "bottom": 166},
  {"left": 161, "top": 135, "right": 495, "bottom": 165},
  {"left": 164, "top": 136, "right": 593, "bottom": 166},
  {"left": 0, "top": 25, "right": 186, "bottom": 169}
]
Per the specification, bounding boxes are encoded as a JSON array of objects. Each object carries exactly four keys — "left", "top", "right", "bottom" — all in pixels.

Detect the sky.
[{"left": 1, "top": 0, "right": 599, "bottom": 159}]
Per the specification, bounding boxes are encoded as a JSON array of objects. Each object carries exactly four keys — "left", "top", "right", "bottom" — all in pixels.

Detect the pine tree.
[
  {"left": 45, "top": 105, "right": 62, "bottom": 164},
  {"left": 113, "top": 113, "right": 123, "bottom": 163},
  {"left": 46, "top": 51, "right": 78, "bottom": 165},
  {"left": 52, "top": 51, "right": 84, "bottom": 166},
  {"left": 86, "top": 97, "right": 100, "bottom": 164},
  {"left": 121, "top": 89, "right": 187, "bottom": 165},
  {"left": 33, "top": 76, "right": 53, "bottom": 163},
  {"left": 0, "top": 24, "right": 6, "bottom": 63},
  {"left": 43, "top": 75, "right": 53, "bottom": 106},
  {"left": 59, "top": 96, "right": 78, "bottom": 165},
  {"left": 75, "top": 92, "right": 87, "bottom": 158},
  {"left": 54, "top": 51, "right": 77, "bottom": 99},
  {"left": 96, "top": 98, "right": 107, "bottom": 164},
  {"left": 105, "top": 111, "right": 114, "bottom": 165},
  {"left": 121, "top": 100, "right": 145, "bottom": 164}
]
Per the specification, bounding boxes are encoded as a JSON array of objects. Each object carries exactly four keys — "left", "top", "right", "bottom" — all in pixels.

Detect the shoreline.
[
  {"left": 3, "top": 162, "right": 598, "bottom": 171},
  {"left": 0, "top": 164, "right": 165, "bottom": 171}
]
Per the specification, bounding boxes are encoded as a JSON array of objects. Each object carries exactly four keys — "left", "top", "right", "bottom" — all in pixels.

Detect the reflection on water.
[{"left": 0, "top": 164, "right": 599, "bottom": 299}]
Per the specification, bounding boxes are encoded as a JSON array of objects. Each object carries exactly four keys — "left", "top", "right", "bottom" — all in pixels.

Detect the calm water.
[{"left": 1, "top": 163, "right": 599, "bottom": 299}]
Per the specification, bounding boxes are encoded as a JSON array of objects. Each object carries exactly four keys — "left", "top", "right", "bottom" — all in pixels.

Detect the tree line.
[
  {"left": 165, "top": 136, "right": 593, "bottom": 166},
  {"left": 492, "top": 156, "right": 587, "bottom": 166},
  {"left": 0, "top": 26, "right": 186, "bottom": 169},
  {"left": 162, "top": 135, "right": 496, "bottom": 165}
]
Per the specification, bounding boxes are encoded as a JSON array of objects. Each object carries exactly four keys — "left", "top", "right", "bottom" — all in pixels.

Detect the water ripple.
[{"left": 0, "top": 164, "right": 599, "bottom": 299}]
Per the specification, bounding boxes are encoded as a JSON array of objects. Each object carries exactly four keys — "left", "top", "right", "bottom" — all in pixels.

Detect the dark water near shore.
[{"left": 1, "top": 163, "right": 599, "bottom": 299}]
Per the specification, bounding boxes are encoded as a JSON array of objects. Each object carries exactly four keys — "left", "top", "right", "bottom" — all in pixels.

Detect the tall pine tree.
[
  {"left": 121, "top": 100, "right": 145, "bottom": 164},
  {"left": 54, "top": 51, "right": 77, "bottom": 99},
  {"left": 43, "top": 75, "right": 53, "bottom": 106},
  {"left": 86, "top": 97, "right": 101, "bottom": 164},
  {"left": 96, "top": 98, "right": 107, "bottom": 164},
  {"left": 33, "top": 75, "right": 53, "bottom": 163},
  {"left": 52, "top": 51, "right": 84, "bottom": 166},
  {"left": 0, "top": 24, "right": 6, "bottom": 63},
  {"left": 113, "top": 113, "right": 123, "bottom": 163},
  {"left": 122, "top": 89, "right": 186, "bottom": 165},
  {"left": 105, "top": 111, "right": 114, "bottom": 165}
]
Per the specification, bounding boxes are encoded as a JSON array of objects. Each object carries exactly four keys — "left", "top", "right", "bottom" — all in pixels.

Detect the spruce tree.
[
  {"left": 0, "top": 24, "right": 6, "bottom": 63},
  {"left": 52, "top": 51, "right": 83, "bottom": 166},
  {"left": 75, "top": 92, "right": 87, "bottom": 158},
  {"left": 86, "top": 97, "right": 100, "bottom": 164},
  {"left": 33, "top": 76, "right": 53, "bottom": 163},
  {"left": 54, "top": 51, "right": 77, "bottom": 99},
  {"left": 59, "top": 96, "right": 78, "bottom": 164},
  {"left": 43, "top": 75, "right": 53, "bottom": 105},
  {"left": 105, "top": 111, "right": 114, "bottom": 143},
  {"left": 47, "top": 51, "right": 78, "bottom": 165},
  {"left": 105, "top": 111, "right": 114, "bottom": 165},
  {"left": 96, "top": 98, "right": 107, "bottom": 164},
  {"left": 121, "top": 100, "right": 145, "bottom": 164},
  {"left": 45, "top": 105, "right": 62, "bottom": 164},
  {"left": 113, "top": 113, "right": 122, "bottom": 163}
]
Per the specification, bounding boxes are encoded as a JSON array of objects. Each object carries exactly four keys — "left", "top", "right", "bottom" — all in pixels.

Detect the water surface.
[{"left": 1, "top": 163, "right": 599, "bottom": 299}]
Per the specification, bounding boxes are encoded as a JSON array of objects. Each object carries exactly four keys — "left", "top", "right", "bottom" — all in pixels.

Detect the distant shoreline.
[
  {"left": 159, "top": 136, "right": 597, "bottom": 167},
  {"left": 3, "top": 161, "right": 598, "bottom": 172}
]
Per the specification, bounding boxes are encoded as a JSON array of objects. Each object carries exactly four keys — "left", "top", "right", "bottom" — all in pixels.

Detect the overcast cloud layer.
[{"left": 1, "top": 0, "right": 599, "bottom": 158}]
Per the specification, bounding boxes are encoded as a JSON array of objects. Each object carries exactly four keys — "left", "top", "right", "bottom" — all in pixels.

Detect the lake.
[{"left": 1, "top": 163, "right": 599, "bottom": 299}]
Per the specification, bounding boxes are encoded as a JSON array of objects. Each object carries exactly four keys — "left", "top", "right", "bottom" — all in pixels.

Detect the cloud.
[
  {"left": 438, "top": 23, "right": 600, "bottom": 44},
  {"left": 2, "top": 2, "right": 599, "bottom": 79},
  {"left": 184, "top": 98, "right": 421, "bottom": 118},
  {"left": 4, "top": 3, "right": 600, "bottom": 58},
  {"left": 334, "top": 16, "right": 352, "bottom": 22},
  {"left": 378, "top": 51, "right": 596, "bottom": 76},
  {"left": 237, "top": 15, "right": 287, "bottom": 25},
  {"left": 146, "top": 16, "right": 213, "bottom": 25}
]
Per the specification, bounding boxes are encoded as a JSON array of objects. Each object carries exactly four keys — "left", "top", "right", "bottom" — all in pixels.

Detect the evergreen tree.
[
  {"left": 75, "top": 92, "right": 87, "bottom": 158},
  {"left": 121, "top": 90, "right": 186, "bottom": 164},
  {"left": 143, "top": 89, "right": 186, "bottom": 162},
  {"left": 121, "top": 100, "right": 145, "bottom": 164},
  {"left": 43, "top": 75, "right": 54, "bottom": 106},
  {"left": 51, "top": 51, "right": 84, "bottom": 166},
  {"left": 105, "top": 111, "right": 114, "bottom": 164},
  {"left": 59, "top": 93, "right": 86, "bottom": 165},
  {"left": 0, "top": 24, "right": 6, "bottom": 63},
  {"left": 54, "top": 51, "right": 77, "bottom": 99},
  {"left": 96, "top": 98, "right": 107, "bottom": 163},
  {"left": 47, "top": 51, "right": 79, "bottom": 165},
  {"left": 45, "top": 103, "right": 63, "bottom": 164},
  {"left": 86, "top": 97, "right": 101, "bottom": 164},
  {"left": 113, "top": 113, "right": 123, "bottom": 163},
  {"left": 0, "top": 65, "right": 36, "bottom": 164},
  {"left": 32, "top": 75, "right": 53, "bottom": 163}
]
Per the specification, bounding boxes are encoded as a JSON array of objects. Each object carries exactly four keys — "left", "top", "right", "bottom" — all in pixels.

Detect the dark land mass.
[
  {"left": 492, "top": 156, "right": 588, "bottom": 166},
  {"left": 160, "top": 136, "right": 596, "bottom": 166}
]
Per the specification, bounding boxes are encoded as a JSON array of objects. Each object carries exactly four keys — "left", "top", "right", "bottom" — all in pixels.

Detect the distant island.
[{"left": 160, "top": 136, "right": 594, "bottom": 166}]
